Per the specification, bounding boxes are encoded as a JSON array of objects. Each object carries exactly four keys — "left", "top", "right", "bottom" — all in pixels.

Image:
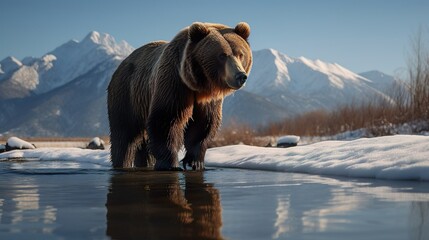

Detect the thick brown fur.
[{"left": 107, "top": 22, "right": 252, "bottom": 170}]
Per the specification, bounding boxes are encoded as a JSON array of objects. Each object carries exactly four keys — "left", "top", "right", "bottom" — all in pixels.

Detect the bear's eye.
[{"left": 218, "top": 53, "right": 227, "bottom": 61}]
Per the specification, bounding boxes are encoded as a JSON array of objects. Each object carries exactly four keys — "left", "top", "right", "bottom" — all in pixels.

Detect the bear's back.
[{"left": 128, "top": 41, "right": 168, "bottom": 75}]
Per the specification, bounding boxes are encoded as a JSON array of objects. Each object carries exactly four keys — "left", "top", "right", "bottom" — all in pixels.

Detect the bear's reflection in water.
[{"left": 106, "top": 171, "right": 223, "bottom": 239}]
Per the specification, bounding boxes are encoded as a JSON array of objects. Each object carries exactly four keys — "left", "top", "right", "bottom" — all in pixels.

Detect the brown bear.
[{"left": 107, "top": 22, "right": 252, "bottom": 170}]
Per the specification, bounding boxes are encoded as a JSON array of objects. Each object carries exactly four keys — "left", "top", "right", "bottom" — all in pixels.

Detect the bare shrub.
[{"left": 407, "top": 28, "right": 429, "bottom": 121}]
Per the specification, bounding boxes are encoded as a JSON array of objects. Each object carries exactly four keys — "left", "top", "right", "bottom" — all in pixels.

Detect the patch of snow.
[
  {"left": 6, "top": 137, "right": 35, "bottom": 149},
  {"left": 41, "top": 54, "right": 57, "bottom": 63},
  {"left": 9, "top": 65, "right": 39, "bottom": 90},
  {"left": 36, "top": 54, "right": 57, "bottom": 72}
]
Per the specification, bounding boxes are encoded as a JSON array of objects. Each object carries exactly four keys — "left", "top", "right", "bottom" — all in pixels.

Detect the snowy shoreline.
[
  {"left": 206, "top": 135, "right": 429, "bottom": 181},
  {"left": 1, "top": 135, "right": 428, "bottom": 181}
]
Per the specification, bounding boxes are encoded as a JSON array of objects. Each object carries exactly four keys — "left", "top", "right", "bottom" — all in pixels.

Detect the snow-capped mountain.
[
  {"left": 0, "top": 31, "right": 133, "bottom": 99},
  {"left": 0, "top": 32, "right": 400, "bottom": 137},
  {"left": 246, "top": 49, "right": 393, "bottom": 115},
  {"left": 0, "top": 57, "right": 121, "bottom": 137}
]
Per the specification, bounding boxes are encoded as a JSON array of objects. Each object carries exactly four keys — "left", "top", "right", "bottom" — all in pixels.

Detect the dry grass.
[{"left": 209, "top": 123, "right": 267, "bottom": 147}]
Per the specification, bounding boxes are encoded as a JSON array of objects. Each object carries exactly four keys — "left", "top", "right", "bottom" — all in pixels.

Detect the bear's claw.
[{"left": 181, "top": 159, "right": 204, "bottom": 171}]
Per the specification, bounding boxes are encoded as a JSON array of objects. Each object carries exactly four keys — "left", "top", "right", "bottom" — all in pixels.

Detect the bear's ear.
[
  {"left": 234, "top": 22, "right": 251, "bottom": 41},
  {"left": 189, "top": 22, "right": 210, "bottom": 43}
]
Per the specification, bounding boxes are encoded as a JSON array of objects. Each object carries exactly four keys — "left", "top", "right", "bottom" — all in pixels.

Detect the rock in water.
[{"left": 87, "top": 137, "right": 105, "bottom": 150}]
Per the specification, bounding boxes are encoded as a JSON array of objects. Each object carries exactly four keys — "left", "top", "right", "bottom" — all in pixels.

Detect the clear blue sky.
[{"left": 1, "top": 0, "right": 428, "bottom": 75}]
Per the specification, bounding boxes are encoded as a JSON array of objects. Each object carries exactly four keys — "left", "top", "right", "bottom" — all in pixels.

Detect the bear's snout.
[
  {"left": 225, "top": 71, "right": 247, "bottom": 90},
  {"left": 225, "top": 56, "right": 248, "bottom": 90},
  {"left": 235, "top": 72, "right": 247, "bottom": 87}
]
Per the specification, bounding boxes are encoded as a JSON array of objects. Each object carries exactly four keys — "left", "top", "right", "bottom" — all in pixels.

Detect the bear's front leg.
[
  {"left": 182, "top": 100, "right": 222, "bottom": 170},
  {"left": 147, "top": 103, "right": 193, "bottom": 171},
  {"left": 182, "top": 117, "right": 209, "bottom": 170}
]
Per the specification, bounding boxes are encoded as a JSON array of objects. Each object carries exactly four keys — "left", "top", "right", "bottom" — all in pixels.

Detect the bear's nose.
[{"left": 235, "top": 72, "right": 247, "bottom": 87}]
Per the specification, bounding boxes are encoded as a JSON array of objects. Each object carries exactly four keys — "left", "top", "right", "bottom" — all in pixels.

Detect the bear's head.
[{"left": 180, "top": 22, "right": 252, "bottom": 102}]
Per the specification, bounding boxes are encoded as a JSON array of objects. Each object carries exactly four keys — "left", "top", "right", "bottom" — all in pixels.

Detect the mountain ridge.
[{"left": 0, "top": 31, "right": 133, "bottom": 99}]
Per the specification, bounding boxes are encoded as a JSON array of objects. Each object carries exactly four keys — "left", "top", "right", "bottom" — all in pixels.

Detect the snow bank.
[
  {"left": 206, "top": 135, "right": 429, "bottom": 181},
  {"left": 0, "top": 147, "right": 110, "bottom": 169},
  {"left": 0, "top": 135, "right": 428, "bottom": 181}
]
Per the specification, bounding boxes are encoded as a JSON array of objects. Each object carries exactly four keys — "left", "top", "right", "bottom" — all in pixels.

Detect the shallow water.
[{"left": 0, "top": 159, "right": 428, "bottom": 240}]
